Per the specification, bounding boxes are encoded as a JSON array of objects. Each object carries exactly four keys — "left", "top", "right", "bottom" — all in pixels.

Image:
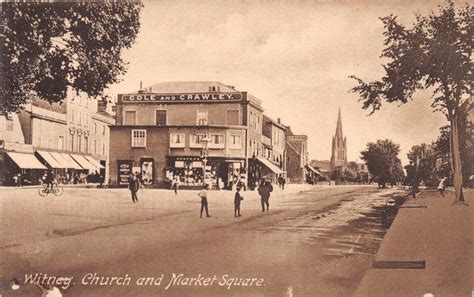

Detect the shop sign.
[
  {"left": 117, "top": 160, "right": 133, "bottom": 185},
  {"left": 122, "top": 92, "right": 242, "bottom": 103},
  {"left": 141, "top": 159, "right": 154, "bottom": 185},
  {"left": 172, "top": 156, "right": 202, "bottom": 162}
]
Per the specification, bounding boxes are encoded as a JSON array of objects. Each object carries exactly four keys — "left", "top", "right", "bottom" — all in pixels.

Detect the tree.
[
  {"left": 360, "top": 139, "right": 403, "bottom": 188},
  {"left": 342, "top": 161, "right": 360, "bottom": 182},
  {"left": 349, "top": 1, "right": 472, "bottom": 202},
  {"left": 0, "top": 1, "right": 143, "bottom": 113},
  {"left": 406, "top": 143, "right": 437, "bottom": 186},
  {"left": 434, "top": 100, "right": 473, "bottom": 185}
]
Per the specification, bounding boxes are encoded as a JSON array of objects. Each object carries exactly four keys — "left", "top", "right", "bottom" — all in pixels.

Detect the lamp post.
[{"left": 201, "top": 135, "right": 211, "bottom": 186}]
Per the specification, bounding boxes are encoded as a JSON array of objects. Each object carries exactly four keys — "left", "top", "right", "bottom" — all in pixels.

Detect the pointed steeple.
[
  {"left": 330, "top": 107, "right": 347, "bottom": 171},
  {"left": 335, "top": 107, "right": 343, "bottom": 144}
]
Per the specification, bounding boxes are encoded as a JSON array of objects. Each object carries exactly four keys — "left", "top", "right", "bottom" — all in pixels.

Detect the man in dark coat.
[
  {"left": 198, "top": 184, "right": 211, "bottom": 218},
  {"left": 128, "top": 174, "right": 140, "bottom": 203},
  {"left": 258, "top": 178, "right": 273, "bottom": 212},
  {"left": 234, "top": 187, "right": 244, "bottom": 217}
]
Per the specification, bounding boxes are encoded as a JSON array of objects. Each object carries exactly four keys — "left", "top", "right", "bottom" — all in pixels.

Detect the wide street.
[{"left": 0, "top": 185, "right": 404, "bottom": 296}]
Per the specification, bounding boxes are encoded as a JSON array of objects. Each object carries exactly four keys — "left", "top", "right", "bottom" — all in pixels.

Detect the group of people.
[
  {"left": 129, "top": 174, "right": 276, "bottom": 219},
  {"left": 198, "top": 177, "right": 274, "bottom": 219}
]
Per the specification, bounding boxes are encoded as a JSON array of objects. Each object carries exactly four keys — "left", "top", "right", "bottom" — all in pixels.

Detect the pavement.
[
  {"left": 355, "top": 188, "right": 473, "bottom": 297},
  {"left": 0, "top": 184, "right": 400, "bottom": 296}
]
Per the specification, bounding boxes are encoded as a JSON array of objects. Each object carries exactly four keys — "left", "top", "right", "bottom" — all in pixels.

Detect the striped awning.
[
  {"left": 36, "top": 151, "right": 63, "bottom": 169},
  {"left": 83, "top": 155, "right": 104, "bottom": 169},
  {"left": 7, "top": 152, "right": 47, "bottom": 169},
  {"left": 52, "top": 153, "right": 83, "bottom": 170},
  {"left": 70, "top": 154, "right": 96, "bottom": 171},
  {"left": 256, "top": 157, "right": 285, "bottom": 174}
]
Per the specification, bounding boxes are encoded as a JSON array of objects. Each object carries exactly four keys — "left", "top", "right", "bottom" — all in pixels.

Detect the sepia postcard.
[{"left": 0, "top": 0, "right": 472, "bottom": 296}]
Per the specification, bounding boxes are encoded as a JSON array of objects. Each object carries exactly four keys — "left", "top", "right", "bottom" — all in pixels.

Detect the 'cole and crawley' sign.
[{"left": 121, "top": 93, "right": 243, "bottom": 103}]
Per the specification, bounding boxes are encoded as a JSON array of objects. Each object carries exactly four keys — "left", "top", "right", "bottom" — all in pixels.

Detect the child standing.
[
  {"left": 437, "top": 176, "right": 447, "bottom": 197},
  {"left": 234, "top": 187, "right": 244, "bottom": 217}
]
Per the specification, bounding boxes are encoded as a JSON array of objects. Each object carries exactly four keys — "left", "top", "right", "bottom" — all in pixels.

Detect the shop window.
[
  {"left": 156, "top": 110, "right": 167, "bottom": 126},
  {"left": 190, "top": 133, "right": 206, "bottom": 148},
  {"left": 124, "top": 111, "right": 137, "bottom": 125},
  {"left": 227, "top": 110, "right": 239, "bottom": 125},
  {"left": 197, "top": 111, "right": 208, "bottom": 125},
  {"left": 209, "top": 134, "right": 225, "bottom": 149},
  {"left": 131, "top": 129, "right": 146, "bottom": 147},
  {"left": 170, "top": 133, "right": 185, "bottom": 148},
  {"left": 230, "top": 134, "right": 241, "bottom": 149}
]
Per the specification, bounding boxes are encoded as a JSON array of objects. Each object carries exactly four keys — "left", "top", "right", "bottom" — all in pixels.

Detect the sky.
[{"left": 108, "top": 0, "right": 456, "bottom": 165}]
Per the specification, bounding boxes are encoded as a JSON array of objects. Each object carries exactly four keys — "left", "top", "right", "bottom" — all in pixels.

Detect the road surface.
[{"left": 0, "top": 185, "right": 404, "bottom": 296}]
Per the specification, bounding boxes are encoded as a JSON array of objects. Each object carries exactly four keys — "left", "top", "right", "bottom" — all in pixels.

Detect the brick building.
[
  {"left": 0, "top": 94, "right": 114, "bottom": 186},
  {"left": 285, "top": 126, "right": 308, "bottom": 183},
  {"left": 109, "top": 81, "right": 286, "bottom": 189}
]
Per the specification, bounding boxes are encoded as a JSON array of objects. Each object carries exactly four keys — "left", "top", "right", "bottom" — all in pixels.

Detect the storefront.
[
  {"left": 248, "top": 156, "right": 285, "bottom": 187},
  {"left": 116, "top": 158, "right": 156, "bottom": 187},
  {"left": 305, "top": 164, "right": 324, "bottom": 184},
  {"left": 3, "top": 151, "right": 47, "bottom": 186},
  {"left": 165, "top": 156, "right": 245, "bottom": 189}
]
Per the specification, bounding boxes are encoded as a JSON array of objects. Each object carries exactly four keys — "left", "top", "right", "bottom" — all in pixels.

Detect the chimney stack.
[{"left": 277, "top": 118, "right": 281, "bottom": 124}]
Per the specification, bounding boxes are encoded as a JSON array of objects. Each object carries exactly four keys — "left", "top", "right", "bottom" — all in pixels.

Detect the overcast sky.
[{"left": 108, "top": 0, "right": 458, "bottom": 165}]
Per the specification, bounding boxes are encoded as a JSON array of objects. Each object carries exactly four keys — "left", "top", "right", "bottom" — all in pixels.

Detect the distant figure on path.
[
  {"left": 258, "top": 178, "right": 273, "bottom": 212},
  {"left": 437, "top": 176, "right": 447, "bottom": 197},
  {"left": 234, "top": 187, "right": 244, "bottom": 217},
  {"left": 172, "top": 177, "right": 180, "bottom": 195},
  {"left": 279, "top": 175, "right": 286, "bottom": 190},
  {"left": 198, "top": 184, "right": 211, "bottom": 218},
  {"left": 128, "top": 174, "right": 140, "bottom": 203}
]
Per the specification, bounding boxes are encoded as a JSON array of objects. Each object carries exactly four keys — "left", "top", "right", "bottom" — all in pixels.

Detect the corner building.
[{"left": 109, "top": 82, "right": 268, "bottom": 188}]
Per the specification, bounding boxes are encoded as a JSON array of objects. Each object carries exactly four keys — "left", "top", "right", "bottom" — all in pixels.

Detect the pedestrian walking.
[
  {"left": 280, "top": 176, "right": 286, "bottom": 190},
  {"left": 172, "top": 177, "right": 180, "bottom": 195},
  {"left": 234, "top": 187, "right": 244, "bottom": 217},
  {"left": 437, "top": 176, "right": 447, "bottom": 197},
  {"left": 128, "top": 174, "right": 140, "bottom": 203},
  {"left": 258, "top": 178, "right": 273, "bottom": 212},
  {"left": 198, "top": 184, "right": 211, "bottom": 218}
]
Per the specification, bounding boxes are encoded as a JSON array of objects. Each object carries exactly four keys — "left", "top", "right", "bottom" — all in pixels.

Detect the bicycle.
[{"left": 38, "top": 183, "right": 64, "bottom": 197}]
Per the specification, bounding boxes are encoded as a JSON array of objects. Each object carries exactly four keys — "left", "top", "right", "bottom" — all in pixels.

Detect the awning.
[
  {"left": 306, "top": 165, "right": 323, "bottom": 176},
  {"left": 6, "top": 152, "right": 47, "bottom": 169},
  {"left": 70, "top": 154, "right": 96, "bottom": 171},
  {"left": 36, "top": 151, "right": 63, "bottom": 169},
  {"left": 256, "top": 157, "right": 285, "bottom": 174},
  {"left": 53, "top": 153, "right": 83, "bottom": 170},
  {"left": 83, "top": 155, "right": 105, "bottom": 169}
]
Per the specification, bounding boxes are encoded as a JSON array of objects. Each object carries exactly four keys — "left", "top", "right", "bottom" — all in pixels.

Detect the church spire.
[
  {"left": 330, "top": 107, "right": 347, "bottom": 172},
  {"left": 335, "top": 107, "right": 343, "bottom": 142}
]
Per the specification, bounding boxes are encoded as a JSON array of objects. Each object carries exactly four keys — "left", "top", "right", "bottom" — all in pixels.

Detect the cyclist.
[{"left": 44, "top": 169, "right": 56, "bottom": 190}]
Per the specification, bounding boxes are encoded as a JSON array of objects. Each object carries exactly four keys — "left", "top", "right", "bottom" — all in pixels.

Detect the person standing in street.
[
  {"left": 198, "top": 184, "right": 211, "bottom": 218},
  {"left": 437, "top": 176, "right": 447, "bottom": 197},
  {"left": 172, "top": 177, "right": 180, "bottom": 195},
  {"left": 258, "top": 178, "right": 273, "bottom": 212},
  {"left": 128, "top": 174, "right": 140, "bottom": 203},
  {"left": 280, "top": 175, "right": 286, "bottom": 190},
  {"left": 234, "top": 187, "right": 244, "bottom": 217}
]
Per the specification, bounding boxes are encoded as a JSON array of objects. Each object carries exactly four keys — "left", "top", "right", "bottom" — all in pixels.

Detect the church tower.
[{"left": 330, "top": 108, "right": 347, "bottom": 173}]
